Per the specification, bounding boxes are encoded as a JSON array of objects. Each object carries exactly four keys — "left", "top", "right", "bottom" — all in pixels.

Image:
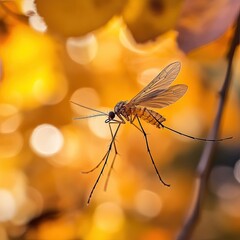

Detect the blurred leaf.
[
  {"left": 0, "top": 24, "right": 66, "bottom": 109},
  {"left": 188, "top": 28, "right": 233, "bottom": 59},
  {"left": 123, "top": 0, "right": 183, "bottom": 42},
  {"left": 176, "top": 0, "right": 240, "bottom": 52},
  {"left": 0, "top": 18, "right": 8, "bottom": 36},
  {"left": 27, "top": 209, "right": 61, "bottom": 228},
  {"left": 35, "top": 0, "right": 127, "bottom": 37},
  {"left": 0, "top": 1, "right": 29, "bottom": 23}
]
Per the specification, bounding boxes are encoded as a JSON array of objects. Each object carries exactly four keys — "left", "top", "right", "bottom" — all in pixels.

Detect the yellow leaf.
[
  {"left": 35, "top": 0, "right": 127, "bottom": 37},
  {"left": 123, "top": 0, "right": 183, "bottom": 42}
]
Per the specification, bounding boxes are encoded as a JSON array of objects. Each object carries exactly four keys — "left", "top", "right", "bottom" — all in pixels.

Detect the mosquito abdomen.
[{"left": 133, "top": 107, "right": 166, "bottom": 128}]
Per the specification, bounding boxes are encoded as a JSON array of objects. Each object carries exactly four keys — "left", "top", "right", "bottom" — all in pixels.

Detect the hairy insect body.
[
  {"left": 132, "top": 107, "right": 166, "bottom": 128},
  {"left": 114, "top": 101, "right": 129, "bottom": 120},
  {"left": 114, "top": 101, "right": 165, "bottom": 128}
]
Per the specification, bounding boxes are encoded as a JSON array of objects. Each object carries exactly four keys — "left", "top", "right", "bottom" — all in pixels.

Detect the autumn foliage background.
[{"left": 0, "top": 0, "right": 240, "bottom": 239}]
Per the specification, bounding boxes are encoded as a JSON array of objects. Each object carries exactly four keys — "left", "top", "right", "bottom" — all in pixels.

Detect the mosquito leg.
[
  {"left": 135, "top": 116, "right": 170, "bottom": 187},
  {"left": 81, "top": 153, "right": 107, "bottom": 174},
  {"left": 144, "top": 109, "right": 232, "bottom": 142},
  {"left": 104, "top": 152, "right": 118, "bottom": 191},
  {"left": 81, "top": 122, "right": 120, "bottom": 174},
  {"left": 104, "top": 122, "right": 119, "bottom": 191},
  {"left": 87, "top": 123, "right": 121, "bottom": 204},
  {"left": 129, "top": 115, "right": 144, "bottom": 133}
]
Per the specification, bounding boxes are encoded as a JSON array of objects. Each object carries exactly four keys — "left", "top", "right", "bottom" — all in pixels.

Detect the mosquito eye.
[{"left": 109, "top": 111, "right": 115, "bottom": 119}]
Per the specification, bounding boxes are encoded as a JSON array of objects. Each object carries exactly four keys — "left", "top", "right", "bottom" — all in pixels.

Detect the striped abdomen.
[{"left": 131, "top": 107, "right": 166, "bottom": 128}]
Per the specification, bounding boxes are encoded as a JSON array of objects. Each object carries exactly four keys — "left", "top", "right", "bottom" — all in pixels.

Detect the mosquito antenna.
[
  {"left": 73, "top": 113, "right": 108, "bottom": 120},
  {"left": 70, "top": 101, "right": 108, "bottom": 116},
  {"left": 161, "top": 124, "right": 232, "bottom": 142}
]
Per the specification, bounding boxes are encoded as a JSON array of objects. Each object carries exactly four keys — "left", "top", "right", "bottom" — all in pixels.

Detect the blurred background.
[{"left": 0, "top": 0, "right": 239, "bottom": 239}]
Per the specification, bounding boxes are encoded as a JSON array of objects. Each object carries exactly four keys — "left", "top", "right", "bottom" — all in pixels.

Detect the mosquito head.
[{"left": 105, "top": 111, "right": 115, "bottom": 123}]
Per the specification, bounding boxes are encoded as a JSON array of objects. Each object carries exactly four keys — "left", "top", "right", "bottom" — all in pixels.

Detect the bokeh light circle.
[
  {"left": 70, "top": 87, "right": 100, "bottom": 116},
  {"left": 134, "top": 190, "right": 162, "bottom": 218},
  {"left": 30, "top": 124, "right": 64, "bottom": 157},
  {"left": 22, "top": 0, "right": 47, "bottom": 32},
  {"left": 93, "top": 202, "right": 124, "bottom": 233},
  {"left": 138, "top": 68, "right": 161, "bottom": 86},
  {"left": 66, "top": 34, "right": 98, "bottom": 64},
  {"left": 0, "top": 190, "right": 16, "bottom": 222},
  {"left": 233, "top": 159, "right": 240, "bottom": 184},
  {"left": 88, "top": 110, "right": 110, "bottom": 139},
  {"left": 0, "top": 104, "right": 22, "bottom": 134}
]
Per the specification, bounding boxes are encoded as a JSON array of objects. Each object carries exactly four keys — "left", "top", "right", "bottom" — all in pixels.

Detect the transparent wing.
[
  {"left": 132, "top": 84, "right": 188, "bottom": 108},
  {"left": 129, "top": 62, "right": 181, "bottom": 106}
]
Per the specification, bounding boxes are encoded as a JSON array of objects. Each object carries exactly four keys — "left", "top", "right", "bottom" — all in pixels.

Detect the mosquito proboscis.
[{"left": 71, "top": 62, "right": 232, "bottom": 204}]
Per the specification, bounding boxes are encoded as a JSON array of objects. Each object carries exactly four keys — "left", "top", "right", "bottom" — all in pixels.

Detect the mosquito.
[{"left": 71, "top": 62, "right": 232, "bottom": 204}]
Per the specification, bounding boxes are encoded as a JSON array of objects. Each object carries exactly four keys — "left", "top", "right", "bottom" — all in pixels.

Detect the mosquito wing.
[
  {"left": 133, "top": 84, "right": 188, "bottom": 108},
  {"left": 128, "top": 62, "right": 181, "bottom": 106}
]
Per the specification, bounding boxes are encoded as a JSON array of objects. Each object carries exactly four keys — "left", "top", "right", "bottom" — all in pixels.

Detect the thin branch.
[{"left": 176, "top": 13, "right": 240, "bottom": 240}]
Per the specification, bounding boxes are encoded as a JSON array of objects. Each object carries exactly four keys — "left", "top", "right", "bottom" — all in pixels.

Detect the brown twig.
[{"left": 176, "top": 13, "right": 240, "bottom": 240}]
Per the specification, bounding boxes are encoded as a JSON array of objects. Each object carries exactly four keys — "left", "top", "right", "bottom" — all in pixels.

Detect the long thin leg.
[
  {"left": 87, "top": 123, "right": 121, "bottom": 204},
  {"left": 162, "top": 124, "right": 232, "bottom": 141},
  {"left": 135, "top": 116, "right": 170, "bottom": 187},
  {"left": 104, "top": 122, "right": 119, "bottom": 191},
  {"left": 145, "top": 109, "right": 232, "bottom": 142},
  {"left": 81, "top": 123, "right": 118, "bottom": 174},
  {"left": 81, "top": 154, "right": 107, "bottom": 174},
  {"left": 129, "top": 114, "right": 144, "bottom": 133}
]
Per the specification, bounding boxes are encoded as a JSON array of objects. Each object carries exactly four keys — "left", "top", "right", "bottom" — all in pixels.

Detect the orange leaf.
[
  {"left": 176, "top": 0, "right": 240, "bottom": 52},
  {"left": 123, "top": 0, "right": 183, "bottom": 42},
  {"left": 35, "top": 0, "right": 127, "bottom": 37}
]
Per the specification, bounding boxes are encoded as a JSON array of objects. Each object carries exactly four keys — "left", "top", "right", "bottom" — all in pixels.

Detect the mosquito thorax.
[{"left": 114, "top": 101, "right": 127, "bottom": 113}]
